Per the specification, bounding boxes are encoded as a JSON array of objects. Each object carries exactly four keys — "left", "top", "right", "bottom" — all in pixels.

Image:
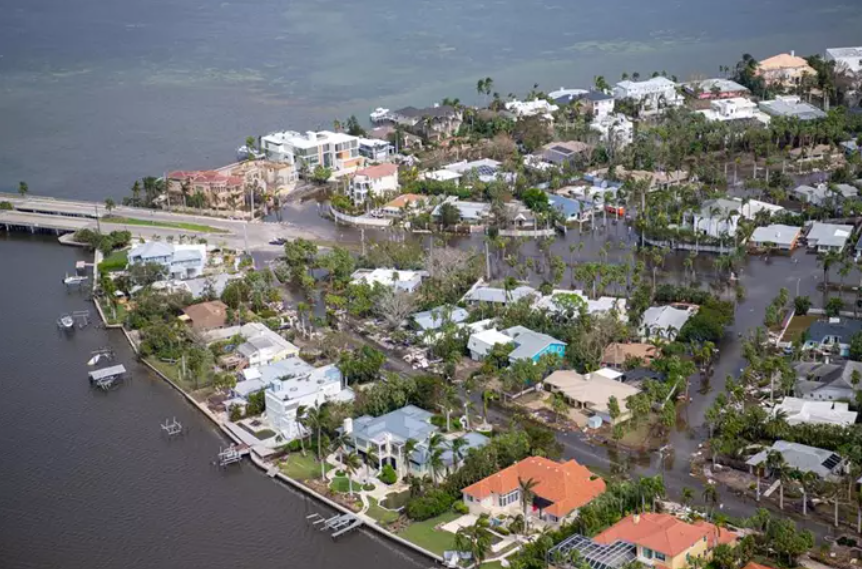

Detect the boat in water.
[
  {"left": 87, "top": 353, "right": 102, "bottom": 366},
  {"left": 57, "top": 314, "right": 75, "bottom": 330},
  {"left": 63, "top": 274, "right": 88, "bottom": 286},
  {"left": 369, "top": 107, "right": 390, "bottom": 123}
]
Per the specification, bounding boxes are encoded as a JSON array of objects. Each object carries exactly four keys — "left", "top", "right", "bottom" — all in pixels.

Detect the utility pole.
[
  {"left": 95, "top": 204, "right": 102, "bottom": 233},
  {"left": 361, "top": 228, "right": 366, "bottom": 256}
]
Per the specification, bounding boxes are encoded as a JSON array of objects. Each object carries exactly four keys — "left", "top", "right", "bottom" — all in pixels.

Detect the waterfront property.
[
  {"left": 431, "top": 198, "right": 491, "bottom": 224},
  {"left": 181, "top": 300, "right": 229, "bottom": 330},
  {"left": 613, "top": 77, "right": 683, "bottom": 114},
  {"left": 804, "top": 222, "right": 854, "bottom": 253},
  {"left": 774, "top": 397, "right": 857, "bottom": 427},
  {"left": 167, "top": 161, "right": 297, "bottom": 210},
  {"left": 461, "top": 456, "right": 605, "bottom": 526},
  {"left": 128, "top": 241, "right": 207, "bottom": 279},
  {"left": 462, "top": 280, "right": 539, "bottom": 306},
  {"left": 759, "top": 96, "right": 827, "bottom": 121},
  {"left": 548, "top": 194, "right": 593, "bottom": 225},
  {"left": 535, "top": 289, "right": 627, "bottom": 321},
  {"left": 380, "top": 193, "right": 428, "bottom": 217},
  {"left": 350, "top": 268, "right": 428, "bottom": 293},
  {"left": 348, "top": 163, "right": 399, "bottom": 205},
  {"left": 590, "top": 113, "right": 634, "bottom": 148},
  {"left": 756, "top": 51, "right": 815, "bottom": 87},
  {"left": 543, "top": 369, "right": 640, "bottom": 425},
  {"left": 826, "top": 46, "right": 862, "bottom": 75},
  {"left": 357, "top": 137, "right": 394, "bottom": 162},
  {"left": 749, "top": 224, "right": 802, "bottom": 251},
  {"left": 639, "top": 305, "right": 697, "bottom": 342},
  {"left": 259, "top": 130, "right": 362, "bottom": 173},
  {"left": 795, "top": 359, "right": 862, "bottom": 400},
  {"left": 746, "top": 440, "right": 846, "bottom": 480},
  {"left": 205, "top": 322, "right": 299, "bottom": 367},
  {"left": 684, "top": 78, "right": 750, "bottom": 99},
  {"left": 388, "top": 105, "right": 463, "bottom": 141},
  {"left": 505, "top": 98, "right": 559, "bottom": 120},
  {"left": 690, "top": 198, "right": 742, "bottom": 239},
  {"left": 698, "top": 98, "right": 770, "bottom": 125}
]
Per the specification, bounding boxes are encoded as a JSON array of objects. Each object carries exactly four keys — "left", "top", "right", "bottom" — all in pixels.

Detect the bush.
[
  {"left": 794, "top": 295, "right": 811, "bottom": 316},
  {"left": 363, "top": 483, "right": 376, "bottom": 491},
  {"left": 452, "top": 501, "right": 469, "bottom": 515},
  {"left": 379, "top": 464, "right": 397, "bottom": 485},
  {"left": 826, "top": 297, "right": 843, "bottom": 318},
  {"left": 0, "top": 201, "right": 13, "bottom": 210},
  {"left": 405, "top": 489, "right": 456, "bottom": 521},
  {"left": 228, "top": 404, "right": 243, "bottom": 422},
  {"left": 336, "top": 469, "right": 345, "bottom": 477}
]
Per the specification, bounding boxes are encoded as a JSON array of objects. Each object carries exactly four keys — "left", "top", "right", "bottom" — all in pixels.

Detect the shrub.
[
  {"left": 0, "top": 201, "right": 13, "bottom": 210},
  {"left": 452, "top": 501, "right": 469, "bottom": 515},
  {"left": 379, "top": 464, "right": 397, "bottom": 485},
  {"left": 363, "top": 483, "right": 376, "bottom": 491},
  {"left": 336, "top": 469, "right": 345, "bottom": 477},
  {"left": 228, "top": 404, "right": 243, "bottom": 422},
  {"left": 826, "top": 297, "right": 843, "bottom": 318},
  {"left": 794, "top": 295, "right": 811, "bottom": 316},
  {"left": 405, "top": 489, "right": 456, "bottom": 521}
]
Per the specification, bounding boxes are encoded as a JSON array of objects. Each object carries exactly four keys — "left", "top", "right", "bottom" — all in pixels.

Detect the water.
[
  {"left": 2, "top": 0, "right": 862, "bottom": 198},
  {"left": 0, "top": 234, "right": 428, "bottom": 569}
]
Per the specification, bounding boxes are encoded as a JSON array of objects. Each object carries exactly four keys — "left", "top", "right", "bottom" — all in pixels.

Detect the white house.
[
  {"left": 348, "top": 163, "right": 399, "bottom": 205},
  {"left": 235, "top": 322, "right": 300, "bottom": 367},
  {"left": 259, "top": 130, "right": 362, "bottom": 173},
  {"left": 505, "top": 98, "right": 559, "bottom": 120},
  {"left": 357, "top": 137, "right": 394, "bottom": 162},
  {"left": 350, "top": 268, "right": 428, "bottom": 293},
  {"left": 422, "top": 169, "right": 462, "bottom": 185},
  {"left": 468, "top": 329, "right": 515, "bottom": 360},
  {"left": 590, "top": 113, "right": 634, "bottom": 148},
  {"left": 265, "top": 363, "right": 354, "bottom": 440},
  {"left": 691, "top": 198, "right": 742, "bottom": 239},
  {"left": 613, "top": 77, "right": 683, "bottom": 113},
  {"left": 698, "top": 98, "right": 771, "bottom": 125},
  {"left": 774, "top": 397, "right": 857, "bottom": 427},
  {"left": 806, "top": 222, "right": 854, "bottom": 253},
  {"left": 127, "top": 241, "right": 207, "bottom": 279},
  {"left": 535, "top": 289, "right": 627, "bottom": 322},
  {"left": 640, "top": 305, "right": 697, "bottom": 342},
  {"left": 826, "top": 47, "right": 862, "bottom": 75}
]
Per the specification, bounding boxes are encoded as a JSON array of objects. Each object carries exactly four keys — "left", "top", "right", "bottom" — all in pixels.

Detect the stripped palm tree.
[
  {"left": 518, "top": 477, "right": 540, "bottom": 531},
  {"left": 343, "top": 451, "right": 361, "bottom": 497}
]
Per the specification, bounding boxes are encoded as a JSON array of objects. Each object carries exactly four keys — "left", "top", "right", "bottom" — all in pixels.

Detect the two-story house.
[
  {"left": 259, "top": 130, "right": 362, "bottom": 173},
  {"left": 128, "top": 241, "right": 207, "bottom": 279},
  {"left": 348, "top": 163, "right": 399, "bottom": 205}
]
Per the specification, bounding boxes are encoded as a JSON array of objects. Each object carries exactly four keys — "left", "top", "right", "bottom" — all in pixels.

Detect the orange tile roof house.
[
  {"left": 593, "top": 513, "right": 737, "bottom": 569},
  {"left": 756, "top": 51, "right": 815, "bottom": 87},
  {"left": 461, "top": 457, "right": 605, "bottom": 525},
  {"left": 381, "top": 193, "right": 428, "bottom": 216}
]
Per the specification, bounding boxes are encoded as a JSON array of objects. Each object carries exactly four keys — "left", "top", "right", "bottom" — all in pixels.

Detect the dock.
[
  {"left": 306, "top": 512, "right": 363, "bottom": 539},
  {"left": 216, "top": 444, "right": 249, "bottom": 467},
  {"left": 88, "top": 364, "right": 127, "bottom": 390}
]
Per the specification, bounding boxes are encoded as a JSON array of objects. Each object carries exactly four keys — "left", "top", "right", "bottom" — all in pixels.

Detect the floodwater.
[
  {"left": 2, "top": 0, "right": 862, "bottom": 197},
  {"left": 0, "top": 234, "right": 430, "bottom": 569}
]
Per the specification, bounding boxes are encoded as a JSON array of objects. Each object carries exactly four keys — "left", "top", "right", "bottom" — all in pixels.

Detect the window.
[
  {"left": 654, "top": 552, "right": 666, "bottom": 562},
  {"left": 499, "top": 489, "right": 520, "bottom": 507}
]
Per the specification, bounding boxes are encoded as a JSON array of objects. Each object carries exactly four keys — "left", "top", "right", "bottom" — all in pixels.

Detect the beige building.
[
  {"left": 756, "top": 52, "right": 815, "bottom": 88},
  {"left": 543, "top": 369, "right": 640, "bottom": 424},
  {"left": 167, "top": 161, "right": 296, "bottom": 210}
]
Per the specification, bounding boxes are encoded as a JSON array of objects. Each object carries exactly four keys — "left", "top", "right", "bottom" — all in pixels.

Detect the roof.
[
  {"left": 806, "top": 222, "right": 853, "bottom": 248},
  {"left": 621, "top": 367, "right": 667, "bottom": 385},
  {"left": 775, "top": 397, "right": 857, "bottom": 427},
  {"left": 616, "top": 76, "right": 677, "bottom": 89},
  {"left": 595, "top": 513, "right": 736, "bottom": 557},
  {"left": 758, "top": 53, "right": 813, "bottom": 71},
  {"left": 355, "top": 163, "right": 398, "bottom": 179},
  {"left": 412, "top": 306, "right": 469, "bottom": 331},
  {"left": 182, "top": 300, "right": 229, "bottom": 330},
  {"left": 536, "top": 290, "right": 626, "bottom": 318},
  {"left": 750, "top": 224, "right": 801, "bottom": 246},
  {"left": 699, "top": 198, "right": 741, "bottom": 218},
  {"left": 445, "top": 159, "right": 502, "bottom": 177},
  {"left": 759, "top": 97, "right": 826, "bottom": 121},
  {"left": 89, "top": 365, "right": 127, "bottom": 381},
  {"left": 432, "top": 200, "right": 491, "bottom": 221},
  {"left": 462, "top": 456, "right": 605, "bottom": 518},
  {"left": 641, "top": 305, "right": 695, "bottom": 336},
  {"left": 469, "top": 329, "right": 514, "bottom": 350},
  {"left": 462, "top": 281, "right": 538, "bottom": 304},
  {"left": 602, "top": 343, "right": 658, "bottom": 366},
  {"left": 503, "top": 325, "right": 566, "bottom": 361},
  {"left": 543, "top": 141, "right": 592, "bottom": 155},
  {"left": 795, "top": 359, "right": 862, "bottom": 399},
  {"left": 549, "top": 534, "right": 637, "bottom": 569},
  {"left": 392, "top": 105, "right": 458, "bottom": 119},
  {"left": 267, "top": 364, "right": 346, "bottom": 403},
  {"left": 746, "top": 440, "right": 844, "bottom": 478},
  {"left": 245, "top": 356, "right": 316, "bottom": 384},
  {"left": 350, "top": 268, "right": 427, "bottom": 289},
  {"left": 549, "top": 194, "right": 591, "bottom": 219},
  {"left": 129, "top": 241, "right": 175, "bottom": 259},
  {"left": 351, "top": 405, "right": 436, "bottom": 445},
  {"left": 544, "top": 370, "right": 641, "bottom": 415},
  {"left": 424, "top": 169, "right": 462, "bottom": 182},
  {"left": 685, "top": 78, "right": 750, "bottom": 94},
  {"left": 827, "top": 47, "right": 862, "bottom": 59},
  {"left": 384, "top": 193, "right": 426, "bottom": 209}
]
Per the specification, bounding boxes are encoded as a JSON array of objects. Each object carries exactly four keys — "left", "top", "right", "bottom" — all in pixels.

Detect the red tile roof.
[
  {"left": 355, "top": 163, "right": 398, "bottom": 179},
  {"left": 594, "top": 513, "right": 737, "bottom": 557},
  {"left": 384, "top": 193, "right": 426, "bottom": 209},
  {"left": 462, "top": 457, "right": 605, "bottom": 518}
]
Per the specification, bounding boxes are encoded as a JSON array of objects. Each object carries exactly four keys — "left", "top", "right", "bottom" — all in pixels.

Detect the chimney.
[{"left": 791, "top": 50, "right": 795, "bottom": 57}]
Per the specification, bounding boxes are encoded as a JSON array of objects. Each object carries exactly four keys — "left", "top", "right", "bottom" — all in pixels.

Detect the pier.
[
  {"left": 307, "top": 512, "right": 364, "bottom": 539},
  {"left": 88, "top": 364, "right": 127, "bottom": 390}
]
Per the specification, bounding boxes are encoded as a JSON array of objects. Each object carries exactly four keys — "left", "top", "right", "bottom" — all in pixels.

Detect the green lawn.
[
  {"left": 279, "top": 453, "right": 331, "bottom": 481},
  {"left": 783, "top": 314, "right": 818, "bottom": 344},
  {"left": 397, "top": 511, "right": 460, "bottom": 555},
  {"left": 367, "top": 497, "right": 400, "bottom": 526},
  {"left": 96, "top": 297, "right": 127, "bottom": 325},
  {"left": 480, "top": 562, "right": 505, "bottom": 569},
  {"left": 98, "top": 249, "right": 128, "bottom": 272},
  {"left": 331, "top": 476, "right": 363, "bottom": 493},
  {"left": 103, "top": 216, "right": 228, "bottom": 233}
]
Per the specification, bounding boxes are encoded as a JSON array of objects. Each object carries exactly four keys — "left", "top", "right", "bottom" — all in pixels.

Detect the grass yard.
[
  {"left": 397, "top": 511, "right": 460, "bottom": 556},
  {"left": 366, "top": 497, "right": 400, "bottom": 526},
  {"left": 330, "top": 476, "right": 358, "bottom": 493},
  {"left": 103, "top": 216, "right": 228, "bottom": 233},
  {"left": 782, "top": 314, "right": 818, "bottom": 344},
  {"left": 98, "top": 249, "right": 128, "bottom": 272},
  {"left": 279, "top": 453, "right": 331, "bottom": 481},
  {"left": 480, "top": 562, "right": 505, "bottom": 569},
  {"left": 616, "top": 415, "right": 664, "bottom": 451},
  {"left": 96, "top": 297, "right": 127, "bottom": 325}
]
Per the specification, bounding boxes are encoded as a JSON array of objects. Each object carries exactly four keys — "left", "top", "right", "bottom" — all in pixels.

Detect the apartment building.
[{"left": 260, "top": 130, "right": 362, "bottom": 172}]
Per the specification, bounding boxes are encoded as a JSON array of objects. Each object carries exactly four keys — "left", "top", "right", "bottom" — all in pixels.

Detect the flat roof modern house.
[{"left": 260, "top": 130, "right": 362, "bottom": 173}]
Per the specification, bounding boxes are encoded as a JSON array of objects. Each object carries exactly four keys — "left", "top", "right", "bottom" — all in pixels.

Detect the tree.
[
  {"left": 454, "top": 515, "right": 493, "bottom": 565},
  {"left": 702, "top": 484, "right": 719, "bottom": 518},
  {"left": 375, "top": 288, "right": 418, "bottom": 329},
  {"left": 794, "top": 295, "right": 811, "bottom": 316},
  {"left": 826, "top": 296, "right": 844, "bottom": 317},
  {"left": 766, "top": 450, "right": 789, "bottom": 510},
  {"left": 850, "top": 332, "right": 862, "bottom": 361},
  {"left": 343, "top": 451, "right": 361, "bottom": 496},
  {"left": 18, "top": 181, "right": 28, "bottom": 198},
  {"left": 338, "top": 346, "right": 386, "bottom": 384},
  {"left": 345, "top": 115, "right": 367, "bottom": 137},
  {"left": 681, "top": 487, "right": 694, "bottom": 508},
  {"left": 437, "top": 202, "right": 461, "bottom": 229},
  {"left": 104, "top": 198, "right": 116, "bottom": 214},
  {"left": 310, "top": 165, "right": 332, "bottom": 185},
  {"left": 607, "top": 396, "right": 621, "bottom": 422},
  {"left": 303, "top": 406, "right": 330, "bottom": 480},
  {"left": 521, "top": 188, "right": 549, "bottom": 212},
  {"left": 518, "top": 477, "right": 540, "bottom": 531}
]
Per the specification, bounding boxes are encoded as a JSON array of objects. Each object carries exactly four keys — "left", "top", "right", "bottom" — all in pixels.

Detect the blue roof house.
[
  {"left": 503, "top": 325, "right": 566, "bottom": 363},
  {"left": 548, "top": 194, "right": 593, "bottom": 224}
]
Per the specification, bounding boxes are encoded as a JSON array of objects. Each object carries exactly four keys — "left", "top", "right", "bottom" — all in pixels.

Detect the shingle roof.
[
  {"left": 594, "top": 513, "right": 736, "bottom": 557},
  {"left": 504, "top": 325, "right": 565, "bottom": 361},
  {"left": 412, "top": 305, "right": 469, "bottom": 331},
  {"left": 182, "top": 300, "right": 229, "bottom": 330},
  {"left": 806, "top": 318, "right": 862, "bottom": 344},
  {"left": 549, "top": 194, "right": 591, "bottom": 219},
  {"left": 351, "top": 405, "right": 437, "bottom": 445},
  {"left": 462, "top": 456, "right": 605, "bottom": 517},
  {"left": 355, "top": 163, "right": 398, "bottom": 179},
  {"left": 746, "top": 440, "right": 844, "bottom": 478}
]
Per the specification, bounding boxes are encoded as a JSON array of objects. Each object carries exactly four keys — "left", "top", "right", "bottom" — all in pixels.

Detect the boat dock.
[
  {"left": 88, "top": 364, "right": 127, "bottom": 390},
  {"left": 307, "top": 512, "right": 364, "bottom": 539},
  {"left": 215, "top": 444, "right": 249, "bottom": 466}
]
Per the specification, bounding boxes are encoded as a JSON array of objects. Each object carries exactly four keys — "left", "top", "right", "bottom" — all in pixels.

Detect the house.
[
  {"left": 543, "top": 370, "right": 640, "bottom": 424},
  {"left": 590, "top": 167, "right": 689, "bottom": 192},
  {"left": 774, "top": 397, "right": 857, "bottom": 427},
  {"left": 548, "top": 194, "right": 593, "bottom": 225},
  {"left": 691, "top": 198, "right": 741, "bottom": 238},
  {"left": 805, "top": 222, "right": 853, "bottom": 253},
  {"left": 357, "top": 137, "right": 394, "bottom": 162},
  {"left": 613, "top": 77, "right": 683, "bottom": 113},
  {"left": 462, "top": 280, "right": 539, "bottom": 306},
  {"left": 592, "top": 513, "right": 737, "bottom": 568},
  {"left": 431, "top": 199, "right": 491, "bottom": 223},
  {"left": 348, "top": 163, "right": 399, "bottom": 205},
  {"left": 350, "top": 268, "right": 428, "bottom": 293},
  {"left": 796, "top": 360, "right": 862, "bottom": 402},
  {"left": 549, "top": 87, "right": 590, "bottom": 104},
  {"left": 803, "top": 319, "right": 862, "bottom": 357},
  {"left": 684, "top": 78, "right": 750, "bottom": 100},
  {"left": 739, "top": 199, "right": 785, "bottom": 220},
  {"left": 791, "top": 183, "right": 858, "bottom": 207},
  {"left": 756, "top": 52, "right": 816, "bottom": 87},
  {"left": 411, "top": 306, "right": 469, "bottom": 331},
  {"left": 601, "top": 343, "right": 658, "bottom": 369},
  {"left": 505, "top": 98, "right": 559, "bottom": 120},
  {"left": 640, "top": 305, "right": 697, "bottom": 342},
  {"left": 181, "top": 300, "right": 229, "bottom": 330},
  {"left": 536, "top": 289, "right": 627, "bottom": 321},
  {"left": 698, "top": 98, "right": 771, "bottom": 125},
  {"left": 388, "top": 105, "right": 463, "bottom": 140},
  {"left": 759, "top": 96, "right": 827, "bottom": 121},
  {"left": 590, "top": 113, "right": 634, "bottom": 148},
  {"left": 826, "top": 47, "right": 862, "bottom": 75},
  {"left": 503, "top": 325, "right": 567, "bottom": 363},
  {"left": 541, "top": 141, "right": 593, "bottom": 167},
  {"left": 621, "top": 367, "right": 667, "bottom": 387},
  {"left": 234, "top": 322, "right": 300, "bottom": 367},
  {"left": 128, "top": 241, "right": 207, "bottom": 279},
  {"left": 222, "top": 160, "right": 298, "bottom": 197},
  {"left": 380, "top": 193, "right": 428, "bottom": 217},
  {"left": 345, "top": 405, "right": 489, "bottom": 478},
  {"left": 577, "top": 90, "right": 616, "bottom": 119},
  {"left": 166, "top": 170, "right": 246, "bottom": 210},
  {"left": 746, "top": 440, "right": 845, "bottom": 480},
  {"left": 749, "top": 224, "right": 802, "bottom": 251},
  {"left": 265, "top": 363, "right": 354, "bottom": 440},
  {"left": 462, "top": 456, "right": 605, "bottom": 526},
  {"left": 423, "top": 169, "right": 463, "bottom": 185},
  {"left": 467, "top": 329, "right": 515, "bottom": 361},
  {"left": 444, "top": 159, "right": 512, "bottom": 184},
  {"left": 150, "top": 273, "right": 240, "bottom": 299},
  {"left": 259, "top": 130, "right": 362, "bottom": 172}
]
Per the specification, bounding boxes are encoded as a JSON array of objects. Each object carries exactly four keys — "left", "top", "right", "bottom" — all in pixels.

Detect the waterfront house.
[
  {"left": 640, "top": 305, "right": 697, "bottom": 342},
  {"left": 549, "top": 87, "right": 590, "bottom": 104},
  {"left": 749, "top": 224, "right": 802, "bottom": 251},
  {"left": 431, "top": 198, "right": 491, "bottom": 224},
  {"left": 795, "top": 359, "right": 862, "bottom": 400},
  {"left": 411, "top": 305, "right": 469, "bottom": 332},
  {"left": 691, "top": 198, "right": 742, "bottom": 239},
  {"left": 739, "top": 199, "right": 785, "bottom": 220},
  {"left": 444, "top": 159, "right": 512, "bottom": 184},
  {"left": 826, "top": 47, "right": 862, "bottom": 75},
  {"left": 461, "top": 279, "right": 539, "bottom": 306},
  {"left": 590, "top": 166, "right": 689, "bottom": 192},
  {"left": 380, "top": 193, "right": 427, "bottom": 217},
  {"left": 543, "top": 369, "right": 640, "bottom": 425},
  {"left": 759, "top": 96, "right": 826, "bottom": 121},
  {"left": 345, "top": 405, "right": 489, "bottom": 478},
  {"left": 548, "top": 194, "right": 593, "bottom": 225},
  {"left": 181, "top": 300, "right": 229, "bottom": 330},
  {"left": 357, "top": 137, "right": 394, "bottom": 162},
  {"left": 746, "top": 440, "right": 845, "bottom": 480},
  {"left": 756, "top": 52, "right": 815, "bottom": 87},
  {"left": 613, "top": 77, "right": 683, "bottom": 114},
  {"left": 264, "top": 362, "right": 354, "bottom": 440},
  {"left": 774, "top": 397, "right": 857, "bottom": 427},
  {"left": 601, "top": 343, "right": 658, "bottom": 370},
  {"left": 423, "top": 169, "right": 463, "bottom": 184},
  {"left": 128, "top": 241, "right": 207, "bottom": 280},
  {"left": 205, "top": 322, "right": 299, "bottom": 367},
  {"left": 684, "top": 78, "right": 750, "bottom": 100},
  {"left": 505, "top": 98, "right": 559, "bottom": 120},
  {"left": 348, "top": 163, "right": 399, "bottom": 205},
  {"left": 388, "top": 105, "right": 463, "bottom": 140},
  {"left": 590, "top": 113, "right": 634, "bottom": 148},
  {"left": 577, "top": 90, "right": 616, "bottom": 119},
  {"left": 350, "top": 268, "right": 428, "bottom": 293},
  {"left": 166, "top": 169, "right": 245, "bottom": 210},
  {"left": 698, "top": 98, "right": 770, "bottom": 125},
  {"left": 805, "top": 222, "right": 853, "bottom": 253},
  {"left": 259, "top": 130, "right": 362, "bottom": 173},
  {"left": 461, "top": 456, "right": 605, "bottom": 526}
]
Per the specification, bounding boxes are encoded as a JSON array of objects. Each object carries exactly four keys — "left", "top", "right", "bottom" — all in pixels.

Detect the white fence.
[
  {"left": 498, "top": 228, "right": 557, "bottom": 237},
  {"left": 328, "top": 206, "right": 393, "bottom": 227}
]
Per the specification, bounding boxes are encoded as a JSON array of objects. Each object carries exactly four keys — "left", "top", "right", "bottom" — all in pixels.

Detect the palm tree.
[
  {"left": 104, "top": 198, "right": 116, "bottom": 215},
  {"left": 365, "top": 447, "right": 380, "bottom": 481},
  {"left": 428, "top": 448, "right": 445, "bottom": 485},
  {"left": 819, "top": 250, "right": 842, "bottom": 300},
  {"left": 518, "top": 477, "right": 540, "bottom": 530},
  {"left": 766, "top": 450, "right": 788, "bottom": 510},
  {"left": 295, "top": 405, "right": 308, "bottom": 455},
  {"left": 702, "top": 484, "right": 719, "bottom": 519},
  {"left": 454, "top": 515, "right": 493, "bottom": 565},
  {"left": 681, "top": 487, "right": 694, "bottom": 508},
  {"left": 18, "top": 181, "right": 28, "bottom": 198},
  {"left": 303, "top": 406, "right": 330, "bottom": 480},
  {"left": 448, "top": 437, "right": 469, "bottom": 471},
  {"left": 343, "top": 451, "right": 361, "bottom": 496},
  {"left": 400, "top": 438, "right": 418, "bottom": 480}
]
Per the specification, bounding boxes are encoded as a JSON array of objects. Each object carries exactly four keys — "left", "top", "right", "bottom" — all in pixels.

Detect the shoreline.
[{"left": 89, "top": 249, "right": 444, "bottom": 565}]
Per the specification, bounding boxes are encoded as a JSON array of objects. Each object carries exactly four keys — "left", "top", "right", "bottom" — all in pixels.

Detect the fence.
[
  {"left": 498, "top": 228, "right": 557, "bottom": 237},
  {"left": 328, "top": 206, "right": 393, "bottom": 227},
  {"left": 642, "top": 236, "right": 730, "bottom": 254}
]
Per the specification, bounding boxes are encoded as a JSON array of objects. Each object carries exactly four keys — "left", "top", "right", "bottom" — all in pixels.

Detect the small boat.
[
  {"left": 57, "top": 314, "right": 75, "bottom": 330},
  {"left": 87, "top": 354, "right": 103, "bottom": 366},
  {"left": 63, "top": 274, "right": 88, "bottom": 286},
  {"left": 369, "top": 107, "right": 390, "bottom": 123}
]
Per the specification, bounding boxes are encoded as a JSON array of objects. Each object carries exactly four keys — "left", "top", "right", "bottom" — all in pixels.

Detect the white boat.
[
  {"left": 57, "top": 314, "right": 75, "bottom": 330},
  {"left": 63, "top": 274, "right": 88, "bottom": 286},
  {"left": 369, "top": 107, "right": 390, "bottom": 123},
  {"left": 87, "top": 354, "right": 102, "bottom": 366}
]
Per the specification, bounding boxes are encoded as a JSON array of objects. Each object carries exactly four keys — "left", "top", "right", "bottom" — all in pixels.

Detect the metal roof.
[
  {"left": 746, "top": 440, "right": 844, "bottom": 478},
  {"left": 412, "top": 306, "right": 469, "bottom": 331},
  {"left": 88, "top": 365, "right": 127, "bottom": 381},
  {"left": 504, "top": 325, "right": 566, "bottom": 361}
]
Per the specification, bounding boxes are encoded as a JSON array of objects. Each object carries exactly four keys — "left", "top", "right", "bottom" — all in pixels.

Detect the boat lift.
[
  {"left": 88, "top": 364, "right": 127, "bottom": 390},
  {"left": 306, "top": 512, "right": 363, "bottom": 539},
  {"left": 215, "top": 444, "right": 247, "bottom": 467},
  {"left": 161, "top": 418, "right": 183, "bottom": 436}
]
